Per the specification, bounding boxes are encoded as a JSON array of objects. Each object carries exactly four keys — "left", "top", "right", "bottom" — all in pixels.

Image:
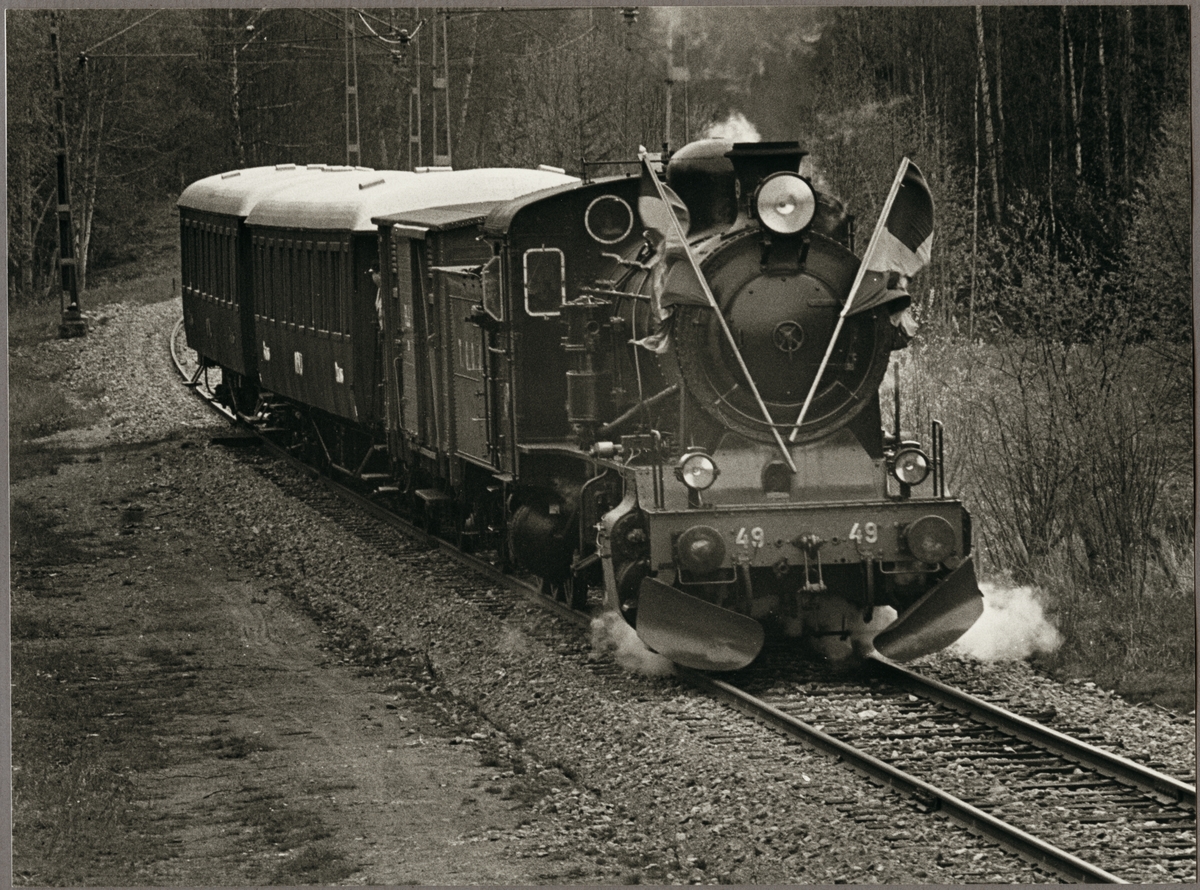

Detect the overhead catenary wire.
[{"left": 79, "top": 8, "right": 165, "bottom": 56}]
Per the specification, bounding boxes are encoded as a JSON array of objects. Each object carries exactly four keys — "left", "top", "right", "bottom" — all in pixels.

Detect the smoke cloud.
[
  {"left": 702, "top": 112, "right": 762, "bottom": 143},
  {"left": 951, "top": 581, "right": 1062, "bottom": 661},
  {"left": 591, "top": 611, "right": 675, "bottom": 677}
]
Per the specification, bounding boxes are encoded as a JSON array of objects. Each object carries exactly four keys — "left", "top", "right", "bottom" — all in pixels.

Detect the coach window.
[
  {"left": 314, "top": 243, "right": 326, "bottom": 332},
  {"left": 182, "top": 224, "right": 191, "bottom": 294},
  {"left": 251, "top": 237, "right": 261, "bottom": 316},
  {"left": 299, "top": 242, "right": 312, "bottom": 329},
  {"left": 199, "top": 226, "right": 208, "bottom": 298},
  {"left": 226, "top": 231, "right": 236, "bottom": 306},
  {"left": 206, "top": 227, "right": 216, "bottom": 300},
  {"left": 482, "top": 256, "right": 503, "bottom": 322},
  {"left": 257, "top": 239, "right": 266, "bottom": 319},
  {"left": 523, "top": 247, "right": 565, "bottom": 317},
  {"left": 312, "top": 245, "right": 323, "bottom": 332},
  {"left": 213, "top": 229, "right": 222, "bottom": 302},
  {"left": 272, "top": 240, "right": 281, "bottom": 322},
  {"left": 286, "top": 240, "right": 297, "bottom": 324},
  {"left": 222, "top": 231, "right": 230, "bottom": 304},
  {"left": 336, "top": 243, "right": 349, "bottom": 334}
]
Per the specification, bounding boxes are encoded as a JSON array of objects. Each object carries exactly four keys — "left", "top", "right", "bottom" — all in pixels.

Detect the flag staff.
[{"left": 787, "top": 157, "right": 914, "bottom": 442}]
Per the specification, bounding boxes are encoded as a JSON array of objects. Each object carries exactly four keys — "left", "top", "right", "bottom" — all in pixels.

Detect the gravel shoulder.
[{"left": 10, "top": 297, "right": 1196, "bottom": 885}]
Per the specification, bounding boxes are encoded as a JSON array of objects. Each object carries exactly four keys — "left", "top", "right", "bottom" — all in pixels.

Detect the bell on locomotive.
[{"left": 591, "top": 137, "right": 983, "bottom": 671}]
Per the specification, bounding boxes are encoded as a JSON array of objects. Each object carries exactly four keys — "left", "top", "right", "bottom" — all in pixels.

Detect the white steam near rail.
[
  {"left": 590, "top": 581, "right": 1061, "bottom": 673},
  {"left": 591, "top": 611, "right": 674, "bottom": 677},
  {"left": 951, "top": 581, "right": 1063, "bottom": 661}
]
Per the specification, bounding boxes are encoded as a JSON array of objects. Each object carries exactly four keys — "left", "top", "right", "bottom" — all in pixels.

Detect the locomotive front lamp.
[
  {"left": 676, "top": 450, "right": 719, "bottom": 491},
  {"left": 904, "top": 514, "right": 956, "bottom": 564},
  {"left": 755, "top": 173, "right": 816, "bottom": 235},
  {"left": 890, "top": 446, "right": 931, "bottom": 486}
]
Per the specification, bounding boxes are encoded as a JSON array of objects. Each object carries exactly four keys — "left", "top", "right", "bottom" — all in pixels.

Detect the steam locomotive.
[{"left": 179, "top": 140, "right": 983, "bottom": 671}]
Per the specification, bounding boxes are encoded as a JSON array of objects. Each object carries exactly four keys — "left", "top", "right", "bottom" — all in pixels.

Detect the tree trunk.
[
  {"left": 1058, "top": 5, "right": 1069, "bottom": 175},
  {"left": 993, "top": 12, "right": 1006, "bottom": 193},
  {"left": 1120, "top": 7, "right": 1133, "bottom": 194},
  {"left": 1097, "top": 9, "right": 1112, "bottom": 195},
  {"left": 975, "top": 6, "right": 1001, "bottom": 223},
  {"left": 1063, "top": 6, "right": 1082, "bottom": 178},
  {"left": 970, "top": 70, "right": 979, "bottom": 342},
  {"left": 231, "top": 43, "right": 245, "bottom": 168},
  {"left": 456, "top": 14, "right": 479, "bottom": 161}
]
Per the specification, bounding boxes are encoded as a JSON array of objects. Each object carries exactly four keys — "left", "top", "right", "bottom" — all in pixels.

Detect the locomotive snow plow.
[
  {"left": 636, "top": 578, "right": 766, "bottom": 671},
  {"left": 871, "top": 557, "right": 983, "bottom": 662},
  {"left": 635, "top": 559, "right": 982, "bottom": 670}
]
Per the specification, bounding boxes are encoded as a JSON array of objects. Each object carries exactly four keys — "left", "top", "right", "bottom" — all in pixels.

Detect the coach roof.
[
  {"left": 177, "top": 164, "right": 332, "bottom": 217},
  {"left": 246, "top": 167, "right": 577, "bottom": 233}
]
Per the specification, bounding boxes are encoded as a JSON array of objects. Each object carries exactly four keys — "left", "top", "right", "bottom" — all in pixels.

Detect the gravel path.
[{"left": 12, "top": 296, "right": 1196, "bottom": 884}]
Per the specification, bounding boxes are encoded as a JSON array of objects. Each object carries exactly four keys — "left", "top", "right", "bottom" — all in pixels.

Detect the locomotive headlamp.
[
  {"left": 755, "top": 173, "right": 816, "bottom": 235},
  {"left": 676, "top": 450, "right": 719, "bottom": 491},
  {"left": 891, "top": 446, "right": 931, "bottom": 486},
  {"left": 905, "top": 515, "right": 956, "bottom": 564},
  {"left": 676, "top": 525, "right": 727, "bottom": 574}
]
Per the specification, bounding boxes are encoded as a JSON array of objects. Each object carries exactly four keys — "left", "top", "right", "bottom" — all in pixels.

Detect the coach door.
[
  {"left": 386, "top": 227, "right": 429, "bottom": 447},
  {"left": 435, "top": 266, "right": 493, "bottom": 468}
]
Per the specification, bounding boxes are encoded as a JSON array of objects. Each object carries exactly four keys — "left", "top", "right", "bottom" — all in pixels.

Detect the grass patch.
[
  {"left": 12, "top": 644, "right": 170, "bottom": 885},
  {"left": 902, "top": 334, "right": 1195, "bottom": 707},
  {"left": 271, "top": 841, "right": 357, "bottom": 885},
  {"left": 11, "top": 497, "right": 98, "bottom": 570},
  {"left": 201, "top": 732, "right": 275, "bottom": 759}
]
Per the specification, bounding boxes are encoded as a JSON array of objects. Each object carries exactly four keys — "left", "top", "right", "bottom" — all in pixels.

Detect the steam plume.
[
  {"left": 591, "top": 611, "right": 674, "bottom": 677},
  {"left": 702, "top": 112, "right": 761, "bottom": 143},
  {"left": 951, "top": 581, "right": 1062, "bottom": 661}
]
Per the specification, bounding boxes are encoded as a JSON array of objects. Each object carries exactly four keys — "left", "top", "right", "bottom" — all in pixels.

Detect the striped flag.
[
  {"left": 846, "top": 158, "right": 934, "bottom": 316},
  {"left": 788, "top": 157, "right": 933, "bottom": 441},
  {"left": 636, "top": 154, "right": 705, "bottom": 320}
]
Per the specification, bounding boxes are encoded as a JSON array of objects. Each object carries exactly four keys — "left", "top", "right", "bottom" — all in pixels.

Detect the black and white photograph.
[{"left": 7, "top": 4, "right": 1195, "bottom": 885}]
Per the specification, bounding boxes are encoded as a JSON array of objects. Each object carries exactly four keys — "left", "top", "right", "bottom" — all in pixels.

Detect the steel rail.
[
  {"left": 868, "top": 655, "right": 1197, "bottom": 808},
  {"left": 677, "top": 665, "right": 1128, "bottom": 884},
  {"left": 169, "top": 318, "right": 237, "bottom": 422}
]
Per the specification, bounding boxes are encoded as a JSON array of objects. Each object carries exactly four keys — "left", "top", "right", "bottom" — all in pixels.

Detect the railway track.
[
  {"left": 692, "top": 653, "right": 1195, "bottom": 884},
  {"left": 171, "top": 319, "right": 1196, "bottom": 883}
]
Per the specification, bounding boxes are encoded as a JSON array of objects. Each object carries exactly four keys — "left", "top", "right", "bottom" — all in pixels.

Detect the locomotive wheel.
[{"left": 541, "top": 575, "right": 588, "bottom": 611}]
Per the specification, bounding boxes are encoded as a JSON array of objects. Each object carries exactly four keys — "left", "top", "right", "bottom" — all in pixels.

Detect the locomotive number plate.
[
  {"left": 848, "top": 521, "right": 879, "bottom": 544},
  {"left": 735, "top": 527, "right": 766, "bottom": 549}
]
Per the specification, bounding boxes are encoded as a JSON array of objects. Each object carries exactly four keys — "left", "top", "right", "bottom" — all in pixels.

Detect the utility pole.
[
  {"left": 51, "top": 12, "right": 87, "bottom": 339},
  {"left": 430, "top": 9, "right": 451, "bottom": 167},
  {"left": 664, "top": 17, "right": 689, "bottom": 151},
  {"left": 345, "top": 9, "right": 362, "bottom": 166}
]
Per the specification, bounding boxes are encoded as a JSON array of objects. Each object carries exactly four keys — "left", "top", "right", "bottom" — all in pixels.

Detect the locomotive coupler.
[{"left": 794, "top": 534, "right": 826, "bottom": 593}]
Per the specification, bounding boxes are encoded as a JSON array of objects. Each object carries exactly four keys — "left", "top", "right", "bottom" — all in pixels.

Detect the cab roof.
[{"left": 373, "top": 201, "right": 504, "bottom": 234}]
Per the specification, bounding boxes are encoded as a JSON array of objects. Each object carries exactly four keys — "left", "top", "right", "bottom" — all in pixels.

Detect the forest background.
[{"left": 6, "top": 5, "right": 1194, "bottom": 702}]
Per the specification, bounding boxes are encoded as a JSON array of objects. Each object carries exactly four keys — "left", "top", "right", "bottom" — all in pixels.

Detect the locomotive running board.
[
  {"left": 871, "top": 557, "right": 983, "bottom": 663},
  {"left": 636, "top": 579, "right": 765, "bottom": 672}
]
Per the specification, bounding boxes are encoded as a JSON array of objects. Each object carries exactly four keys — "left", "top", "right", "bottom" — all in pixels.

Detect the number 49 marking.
[
  {"left": 849, "top": 521, "right": 878, "bottom": 544},
  {"left": 736, "top": 527, "right": 765, "bottom": 549}
]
